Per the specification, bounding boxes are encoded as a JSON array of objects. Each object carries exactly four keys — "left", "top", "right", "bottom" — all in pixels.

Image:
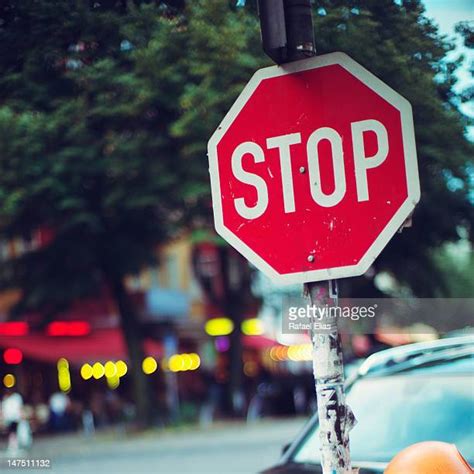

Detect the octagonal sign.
[{"left": 208, "top": 52, "right": 420, "bottom": 285}]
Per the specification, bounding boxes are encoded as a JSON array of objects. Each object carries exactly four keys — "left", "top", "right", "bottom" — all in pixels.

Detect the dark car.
[{"left": 263, "top": 335, "right": 474, "bottom": 473}]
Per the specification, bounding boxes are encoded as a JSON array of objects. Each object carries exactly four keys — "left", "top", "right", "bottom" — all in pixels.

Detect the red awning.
[
  {"left": 0, "top": 328, "right": 162, "bottom": 366},
  {"left": 0, "top": 330, "right": 277, "bottom": 366}
]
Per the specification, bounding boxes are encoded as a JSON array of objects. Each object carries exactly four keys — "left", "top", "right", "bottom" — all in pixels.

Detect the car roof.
[
  {"left": 358, "top": 335, "right": 474, "bottom": 377},
  {"left": 274, "top": 335, "right": 474, "bottom": 469}
]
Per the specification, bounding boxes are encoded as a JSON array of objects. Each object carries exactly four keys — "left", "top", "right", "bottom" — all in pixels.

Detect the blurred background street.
[{"left": 0, "top": 418, "right": 305, "bottom": 473}]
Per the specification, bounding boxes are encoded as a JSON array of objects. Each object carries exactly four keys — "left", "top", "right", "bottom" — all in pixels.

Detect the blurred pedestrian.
[
  {"left": 17, "top": 417, "right": 32, "bottom": 451},
  {"left": 2, "top": 389, "right": 24, "bottom": 454},
  {"left": 81, "top": 406, "right": 95, "bottom": 437},
  {"left": 48, "top": 391, "right": 70, "bottom": 431}
]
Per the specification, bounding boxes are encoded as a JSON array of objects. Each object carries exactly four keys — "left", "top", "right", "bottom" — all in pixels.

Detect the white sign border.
[{"left": 208, "top": 52, "right": 420, "bottom": 286}]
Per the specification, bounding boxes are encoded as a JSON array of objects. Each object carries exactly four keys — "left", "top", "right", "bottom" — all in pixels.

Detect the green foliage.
[
  {"left": 169, "top": 0, "right": 266, "bottom": 215},
  {"left": 0, "top": 2, "right": 184, "bottom": 313},
  {"left": 431, "top": 235, "right": 474, "bottom": 298}
]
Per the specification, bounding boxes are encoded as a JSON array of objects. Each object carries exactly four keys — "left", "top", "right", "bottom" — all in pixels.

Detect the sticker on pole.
[{"left": 208, "top": 52, "right": 420, "bottom": 285}]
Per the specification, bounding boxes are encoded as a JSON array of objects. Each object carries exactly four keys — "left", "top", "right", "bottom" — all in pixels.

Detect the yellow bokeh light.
[
  {"left": 166, "top": 353, "right": 201, "bottom": 372},
  {"left": 241, "top": 318, "right": 264, "bottom": 336},
  {"left": 57, "top": 358, "right": 69, "bottom": 370},
  {"left": 189, "top": 353, "right": 200, "bottom": 370},
  {"left": 301, "top": 344, "right": 312, "bottom": 361},
  {"left": 92, "top": 362, "right": 105, "bottom": 379},
  {"left": 57, "top": 363, "right": 71, "bottom": 393},
  {"left": 104, "top": 361, "right": 117, "bottom": 378},
  {"left": 288, "top": 345, "right": 300, "bottom": 361},
  {"left": 270, "top": 344, "right": 313, "bottom": 362},
  {"left": 106, "top": 374, "right": 120, "bottom": 389},
  {"left": 80, "top": 363, "right": 93, "bottom": 380},
  {"left": 205, "top": 318, "right": 234, "bottom": 336},
  {"left": 180, "top": 354, "right": 192, "bottom": 371},
  {"left": 3, "top": 373, "right": 15, "bottom": 388},
  {"left": 116, "top": 360, "right": 128, "bottom": 377},
  {"left": 142, "top": 356, "right": 158, "bottom": 375},
  {"left": 169, "top": 354, "right": 184, "bottom": 372},
  {"left": 58, "top": 374, "right": 71, "bottom": 392}
]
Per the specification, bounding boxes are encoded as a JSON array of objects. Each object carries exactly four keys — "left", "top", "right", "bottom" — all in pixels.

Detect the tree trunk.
[
  {"left": 227, "top": 296, "right": 244, "bottom": 416},
  {"left": 192, "top": 239, "right": 256, "bottom": 417},
  {"left": 220, "top": 249, "right": 247, "bottom": 416},
  {"left": 108, "top": 273, "right": 153, "bottom": 428}
]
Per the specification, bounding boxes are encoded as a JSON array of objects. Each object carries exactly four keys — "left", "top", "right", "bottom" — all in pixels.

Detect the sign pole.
[
  {"left": 307, "top": 281, "right": 355, "bottom": 473},
  {"left": 258, "top": 1, "right": 355, "bottom": 472}
]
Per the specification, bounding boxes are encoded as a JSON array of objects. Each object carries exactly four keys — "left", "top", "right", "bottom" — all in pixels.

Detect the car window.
[{"left": 293, "top": 373, "right": 474, "bottom": 464}]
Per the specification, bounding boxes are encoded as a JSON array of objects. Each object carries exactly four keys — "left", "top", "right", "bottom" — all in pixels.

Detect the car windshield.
[{"left": 292, "top": 372, "right": 474, "bottom": 464}]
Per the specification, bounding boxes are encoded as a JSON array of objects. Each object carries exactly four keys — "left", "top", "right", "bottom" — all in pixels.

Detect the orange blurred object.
[{"left": 385, "top": 441, "right": 473, "bottom": 474}]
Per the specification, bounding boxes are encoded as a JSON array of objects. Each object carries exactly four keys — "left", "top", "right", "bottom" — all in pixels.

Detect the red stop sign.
[{"left": 208, "top": 53, "right": 420, "bottom": 285}]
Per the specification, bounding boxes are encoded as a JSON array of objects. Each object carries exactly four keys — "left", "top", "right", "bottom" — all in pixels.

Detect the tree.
[
  {"left": 0, "top": 1, "right": 189, "bottom": 426},
  {"left": 433, "top": 239, "right": 474, "bottom": 298},
  {"left": 192, "top": 230, "right": 261, "bottom": 415},
  {"left": 171, "top": 0, "right": 266, "bottom": 414},
  {"left": 0, "top": 0, "right": 266, "bottom": 423}
]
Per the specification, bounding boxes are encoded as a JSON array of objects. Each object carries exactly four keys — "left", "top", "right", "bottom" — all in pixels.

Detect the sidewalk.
[{"left": 0, "top": 417, "right": 307, "bottom": 473}]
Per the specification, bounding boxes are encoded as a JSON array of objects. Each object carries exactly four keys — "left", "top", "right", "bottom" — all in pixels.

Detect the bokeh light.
[
  {"left": 107, "top": 373, "right": 120, "bottom": 389},
  {"left": 57, "top": 358, "right": 71, "bottom": 392},
  {"left": 80, "top": 363, "right": 93, "bottom": 380},
  {"left": 57, "top": 358, "right": 69, "bottom": 370},
  {"left": 205, "top": 318, "right": 234, "bottom": 336},
  {"left": 268, "top": 344, "right": 312, "bottom": 362},
  {"left": 180, "top": 354, "right": 192, "bottom": 371},
  {"left": 116, "top": 360, "right": 128, "bottom": 377},
  {"left": 215, "top": 336, "right": 230, "bottom": 352},
  {"left": 169, "top": 354, "right": 184, "bottom": 372},
  {"left": 3, "top": 373, "right": 15, "bottom": 388},
  {"left": 104, "top": 361, "right": 117, "bottom": 378},
  {"left": 92, "top": 362, "right": 105, "bottom": 379},
  {"left": 189, "top": 353, "right": 200, "bottom": 370},
  {"left": 3, "top": 348, "right": 23, "bottom": 365},
  {"left": 142, "top": 356, "right": 158, "bottom": 375},
  {"left": 241, "top": 318, "right": 264, "bottom": 336},
  {"left": 168, "top": 353, "right": 201, "bottom": 372}
]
